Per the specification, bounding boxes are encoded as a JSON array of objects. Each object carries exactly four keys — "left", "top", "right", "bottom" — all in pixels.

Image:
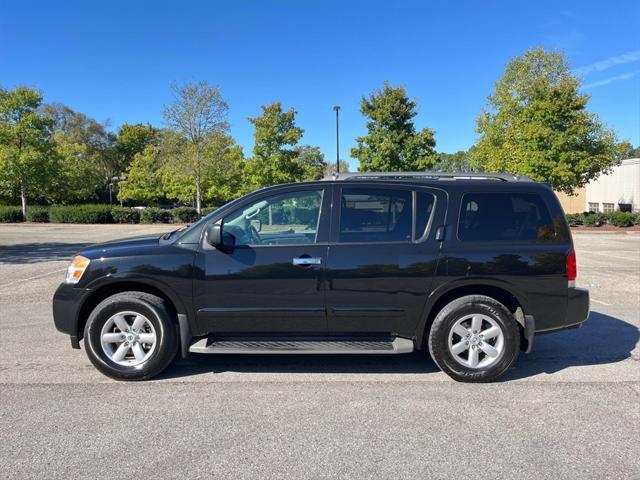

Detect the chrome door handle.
[{"left": 293, "top": 257, "right": 322, "bottom": 266}]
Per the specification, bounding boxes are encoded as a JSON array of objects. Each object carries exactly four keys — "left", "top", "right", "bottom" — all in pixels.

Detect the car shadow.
[
  {"left": 158, "top": 310, "right": 638, "bottom": 381},
  {"left": 0, "top": 242, "right": 91, "bottom": 264}
]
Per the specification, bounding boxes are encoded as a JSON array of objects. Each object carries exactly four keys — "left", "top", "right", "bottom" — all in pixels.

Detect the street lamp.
[{"left": 333, "top": 105, "right": 341, "bottom": 173}]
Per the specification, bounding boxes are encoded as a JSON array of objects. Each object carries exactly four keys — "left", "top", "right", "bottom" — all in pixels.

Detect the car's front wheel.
[
  {"left": 428, "top": 295, "right": 520, "bottom": 382},
  {"left": 84, "top": 292, "right": 178, "bottom": 381}
]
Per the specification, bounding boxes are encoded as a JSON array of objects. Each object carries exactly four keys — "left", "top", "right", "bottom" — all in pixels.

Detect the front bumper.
[{"left": 52, "top": 283, "right": 91, "bottom": 348}]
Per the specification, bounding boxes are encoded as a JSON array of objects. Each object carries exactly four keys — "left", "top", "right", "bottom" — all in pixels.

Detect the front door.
[
  {"left": 194, "top": 186, "right": 331, "bottom": 334},
  {"left": 325, "top": 184, "right": 446, "bottom": 338}
]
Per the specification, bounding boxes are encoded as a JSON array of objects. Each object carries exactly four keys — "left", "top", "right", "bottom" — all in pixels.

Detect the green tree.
[
  {"left": 435, "top": 150, "right": 474, "bottom": 172},
  {"left": 294, "top": 145, "right": 327, "bottom": 181},
  {"left": 163, "top": 81, "right": 229, "bottom": 214},
  {"left": 201, "top": 134, "right": 247, "bottom": 205},
  {"left": 246, "top": 102, "right": 304, "bottom": 187},
  {"left": 471, "top": 47, "right": 623, "bottom": 194},
  {"left": 115, "top": 123, "right": 158, "bottom": 173},
  {"left": 118, "top": 145, "right": 165, "bottom": 204},
  {"left": 351, "top": 82, "right": 438, "bottom": 172},
  {"left": 324, "top": 158, "right": 350, "bottom": 176},
  {"left": 0, "top": 86, "right": 56, "bottom": 217}
]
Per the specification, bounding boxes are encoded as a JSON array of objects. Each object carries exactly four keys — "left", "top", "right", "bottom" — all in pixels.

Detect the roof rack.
[{"left": 323, "top": 171, "right": 533, "bottom": 182}]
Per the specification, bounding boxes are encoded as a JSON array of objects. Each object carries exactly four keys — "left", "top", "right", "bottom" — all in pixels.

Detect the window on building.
[
  {"left": 458, "top": 193, "right": 555, "bottom": 242},
  {"left": 618, "top": 203, "right": 632, "bottom": 212},
  {"left": 588, "top": 202, "right": 599, "bottom": 213},
  {"left": 339, "top": 188, "right": 413, "bottom": 243},
  {"left": 602, "top": 203, "right": 615, "bottom": 213}
]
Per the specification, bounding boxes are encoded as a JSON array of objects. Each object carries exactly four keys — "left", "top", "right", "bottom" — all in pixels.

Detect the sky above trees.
[{"left": 1, "top": 0, "right": 638, "bottom": 170}]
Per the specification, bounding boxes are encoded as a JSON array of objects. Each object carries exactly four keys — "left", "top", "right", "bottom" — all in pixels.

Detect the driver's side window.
[{"left": 223, "top": 190, "right": 323, "bottom": 246}]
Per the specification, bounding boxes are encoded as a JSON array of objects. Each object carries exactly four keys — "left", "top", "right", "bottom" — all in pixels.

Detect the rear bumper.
[
  {"left": 52, "top": 283, "right": 91, "bottom": 349},
  {"left": 566, "top": 287, "right": 590, "bottom": 327}
]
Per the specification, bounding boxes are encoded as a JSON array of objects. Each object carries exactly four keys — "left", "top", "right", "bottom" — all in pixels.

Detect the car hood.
[{"left": 79, "top": 235, "right": 162, "bottom": 258}]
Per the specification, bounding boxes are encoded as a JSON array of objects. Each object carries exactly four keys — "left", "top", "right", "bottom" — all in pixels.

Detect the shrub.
[
  {"left": 171, "top": 207, "right": 199, "bottom": 223},
  {"left": 582, "top": 212, "right": 605, "bottom": 227},
  {"left": 111, "top": 206, "right": 140, "bottom": 224},
  {"left": 633, "top": 212, "right": 640, "bottom": 226},
  {"left": 564, "top": 213, "right": 584, "bottom": 227},
  {"left": 0, "top": 206, "right": 23, "bottom": 223},
  {"left": 140, "top": 207, "right": 172, "bottom": 224},
  {"left": 26, "top": 206, "right": 49, "bottom": 222},
  {"left": 606, "top": 211, "right": 634, "bottom": 227},
  {"left": 49, "top": 204, "right": 113, "bottom": 224}
]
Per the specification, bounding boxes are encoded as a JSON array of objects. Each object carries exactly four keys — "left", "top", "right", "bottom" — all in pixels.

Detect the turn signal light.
[{"left": 66, "top": 256, "right": 90, "bottom": 284}]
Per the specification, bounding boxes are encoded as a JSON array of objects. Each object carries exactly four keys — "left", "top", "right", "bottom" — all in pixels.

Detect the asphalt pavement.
[{"left": 1, "top": 224, "right": 639, "bottom": 479}]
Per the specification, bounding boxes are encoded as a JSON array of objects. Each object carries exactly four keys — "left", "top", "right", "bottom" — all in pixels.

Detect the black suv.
[{"left": 53, "top": 172, "right": 589, "bottom": 382}]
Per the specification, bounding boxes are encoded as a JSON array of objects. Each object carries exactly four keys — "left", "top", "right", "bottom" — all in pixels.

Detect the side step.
[{"left": 188, "top": 336, "right": 414, "bottom": 354}]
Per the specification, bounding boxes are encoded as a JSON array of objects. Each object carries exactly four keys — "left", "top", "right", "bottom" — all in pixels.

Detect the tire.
[
  {"left": 428, "top": 295, "right": 520, "bottom": 383},
  {"left": 84, "top": 292, "right": 178, "bottom": 381}
]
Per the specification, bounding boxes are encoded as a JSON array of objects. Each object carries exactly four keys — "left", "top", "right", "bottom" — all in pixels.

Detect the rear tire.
[
  {"left": 428, "top": 295, "right": 520, "bottom": 382},
  {"left": 84, "top": 292, "right": 178, "bottom": 381}
]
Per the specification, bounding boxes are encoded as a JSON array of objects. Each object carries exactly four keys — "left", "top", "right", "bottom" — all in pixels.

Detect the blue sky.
[{"left": 2, "top": 0, "right": 639, "bottom": 169}]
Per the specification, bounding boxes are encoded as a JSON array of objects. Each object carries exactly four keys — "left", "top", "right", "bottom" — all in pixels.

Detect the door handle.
[{"left": 293, "top": 257, "right": 322, "bottom": 266}]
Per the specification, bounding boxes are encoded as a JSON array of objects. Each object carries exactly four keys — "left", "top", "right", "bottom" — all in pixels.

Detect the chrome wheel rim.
[
  {"left": 100, "top": 311, "right": 157, "bottom": 367},
  {"left": 447, "top": 313, "right": 505, "bottom": 369}
]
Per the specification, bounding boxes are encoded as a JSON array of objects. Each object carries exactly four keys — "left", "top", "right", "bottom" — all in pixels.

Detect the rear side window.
[
  {"left": 340, "top": 188, "right": 412, "bottom": 242},
  {"left": 458, "top": 193, "right": 555, "bottom": 242}
]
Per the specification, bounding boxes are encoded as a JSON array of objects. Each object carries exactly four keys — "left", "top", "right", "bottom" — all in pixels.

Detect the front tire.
[
  {"left": 84, "top": 292, "right": 178, "bottom": 381},
  {"left": 428, "top": 295, "right": 520, "bottom": 383}
]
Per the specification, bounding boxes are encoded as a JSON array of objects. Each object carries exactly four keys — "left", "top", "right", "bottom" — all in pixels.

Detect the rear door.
[{"left": 325, "top": 183, "right": 446, "bottom": 338}]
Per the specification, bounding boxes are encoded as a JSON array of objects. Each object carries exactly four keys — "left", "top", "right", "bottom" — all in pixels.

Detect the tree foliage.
[
  {"left": 247, "top": 102, "right": 304, "bottom": 187},
  {"left": 0, "top": 86, "right": 56, "bottom": 217},
  {"left": 471, "top": 47, "right": 623, "bottom": 194},
  {"left": 162, "top": 81, "right": 229, "bottom": 213},
  {"left": 351, "top": 82, "right": 438, "bottom": 172},
  {"left": 435, "top": 150, "right": 474, "bottom": 172},
  {"left": 118, "top": 145, "right": 165, "bottom": 204}
]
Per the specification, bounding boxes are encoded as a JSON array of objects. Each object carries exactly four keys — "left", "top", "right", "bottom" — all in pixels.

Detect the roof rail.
[{"left": 322, "top": 171, "right": 533, "bottom": 182}]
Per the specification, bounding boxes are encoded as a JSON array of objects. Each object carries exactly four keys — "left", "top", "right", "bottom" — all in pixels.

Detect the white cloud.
[
  {"left": 582, "top": 72, "right": 636, "bottom": 89},
  {"left": 575, "top": 51, "right": 640, "bottom": 76}
]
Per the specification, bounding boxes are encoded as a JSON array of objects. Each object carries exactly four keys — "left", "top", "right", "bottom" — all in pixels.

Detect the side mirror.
[
  {"left": 205, "top": 223, "right": 223, "bottom": 247},
  {"left": 250, "top": 218, "right": 262, "bottom": 232}
]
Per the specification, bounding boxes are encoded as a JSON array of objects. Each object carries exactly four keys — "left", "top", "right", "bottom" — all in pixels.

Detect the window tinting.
[
  {"left": 458, "top": 193, "right": 555, "bottom": 242},
  {"left": 415, "top": 192, "right": 435, "bottom": 239},
  {"left": 340, "top": 188, "right": 412, "bottom": 243}
]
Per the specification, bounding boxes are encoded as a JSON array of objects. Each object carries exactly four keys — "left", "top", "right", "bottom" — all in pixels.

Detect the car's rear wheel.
[
  {"left": 84, "top": 292, "right": 178, "bottom": 381},
  {"left": 428, "top": 295, "right": 520, "bottom": 382}
]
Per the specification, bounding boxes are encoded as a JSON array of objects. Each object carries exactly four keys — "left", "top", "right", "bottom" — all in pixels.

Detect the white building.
[{"left": 585, "top": 158, "right": 640, "bottom": 213}]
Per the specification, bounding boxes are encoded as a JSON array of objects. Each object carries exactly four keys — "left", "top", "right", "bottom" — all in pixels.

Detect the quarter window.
[
  {"left": 339, "top": 188, "right": 413, "bottom": 243},
  {"left": 458, "top": 193, "right": 555, "bottom": 242},
  {"left": 223, "top": 190, "right": 323, "bottom": 246}
]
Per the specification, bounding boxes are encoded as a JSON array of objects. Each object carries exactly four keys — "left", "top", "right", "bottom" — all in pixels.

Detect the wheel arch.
[
  {"left": 416, "top": 279, "right": 530, "bottom": 350},
  {"left": 76, "top": 279, "right": 188, "bottom": 342}
]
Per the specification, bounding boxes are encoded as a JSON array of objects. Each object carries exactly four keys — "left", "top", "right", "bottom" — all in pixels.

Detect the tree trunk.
[
  {"left": 195, "top": 173, "right": 202, "bottom": 215},
  {"left": 20, "top": 180, "right": 27, "bottom": 221}
]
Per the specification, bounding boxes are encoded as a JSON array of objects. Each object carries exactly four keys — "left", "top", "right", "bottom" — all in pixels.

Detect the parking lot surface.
[{"left": 1, "top": 224, "right": 639, "bottom": 479}]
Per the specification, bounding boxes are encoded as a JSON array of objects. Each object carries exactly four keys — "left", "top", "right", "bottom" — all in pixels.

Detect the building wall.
[
  {"left": 585, "top": 159, "right": 640, "bottom": 212},
  {"left": 555, "top": 188, "right": 586, "bottom": 213}
]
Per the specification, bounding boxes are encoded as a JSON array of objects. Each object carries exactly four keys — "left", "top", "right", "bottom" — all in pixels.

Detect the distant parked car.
[{"left": 53, "top": 172, "right": 589, "bottom": 382}]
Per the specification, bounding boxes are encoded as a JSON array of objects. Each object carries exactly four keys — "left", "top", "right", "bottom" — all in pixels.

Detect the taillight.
[{"left": 566, "top": 249, "right": 577, "bottom": 287}]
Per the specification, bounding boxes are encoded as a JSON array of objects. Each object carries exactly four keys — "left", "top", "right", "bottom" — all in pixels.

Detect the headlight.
[{"left": 66, "top": 256, "right": 90, "bottom": 284}]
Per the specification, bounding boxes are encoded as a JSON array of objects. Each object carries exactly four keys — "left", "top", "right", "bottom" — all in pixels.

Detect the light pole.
[
  {"left": 111, "top": 176, "right": 126, "bottom": 207},
  {"left": 333, "top": 105, "right": 341, "bottom": 173}
]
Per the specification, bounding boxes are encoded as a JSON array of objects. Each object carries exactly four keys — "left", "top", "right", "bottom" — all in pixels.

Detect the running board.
[{"left": 188, "top": 336, "right": 414, "bottom": 354}]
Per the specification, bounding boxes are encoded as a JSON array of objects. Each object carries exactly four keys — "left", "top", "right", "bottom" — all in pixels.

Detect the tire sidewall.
[
  {"left": 84, "top": 295, "right": 176, "bottom": 380},
  {"left": 429, "top": 297, "right": 520, "bottom": 382}
]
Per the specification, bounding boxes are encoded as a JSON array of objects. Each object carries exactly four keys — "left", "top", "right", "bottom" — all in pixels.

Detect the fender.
[{"left": 414, "top": 276, "right": 532, "bottom": 343}]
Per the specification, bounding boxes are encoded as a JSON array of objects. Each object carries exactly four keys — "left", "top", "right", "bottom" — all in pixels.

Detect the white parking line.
[{"left": 591, "top": 298, "right": 612, "bottom": 306}]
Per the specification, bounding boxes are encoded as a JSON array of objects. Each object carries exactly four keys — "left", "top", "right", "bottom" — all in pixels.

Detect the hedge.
[
  {"left": 0, "top": 206, "right": 23, "bottom": 223},
  {"left": 26, "top": 206, "right": 50, "bottom": 222},
  {"left": 111, "top": 206, "right": 140, "bottom": 224},
  {"left": 140, "top": 207, "right": 172, "bottom": 224},
  {"left": 171, "top": 207, "right": 199, "bottom": 223},
  {"left": 48, "top": 204, "right": 113, "bottom": 224}
]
